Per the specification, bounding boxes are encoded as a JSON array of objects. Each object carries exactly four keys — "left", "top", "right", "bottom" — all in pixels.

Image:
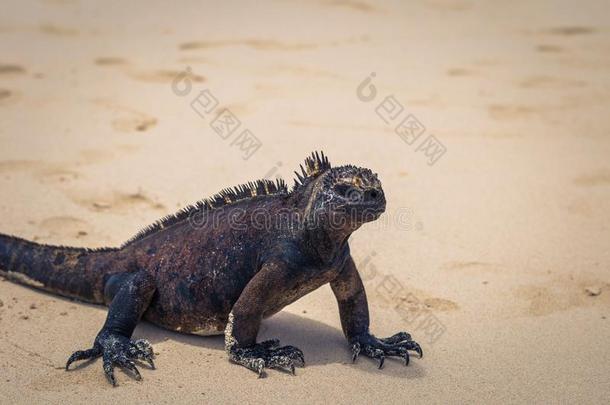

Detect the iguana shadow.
[
  {"left": 137, "top": 311, "right": 426, "bottom": 379},
  {"left": 7, "top": 283, "right": 424, "bottom": 378}
]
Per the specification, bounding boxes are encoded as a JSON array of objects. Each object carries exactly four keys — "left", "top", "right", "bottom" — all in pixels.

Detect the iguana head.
[{"left": 294, "top": 152, "right": 386, "bottom": 231}]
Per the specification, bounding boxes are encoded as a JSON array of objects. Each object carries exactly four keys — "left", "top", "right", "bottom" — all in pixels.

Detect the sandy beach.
[{"left": 1, "top": 0, "right": 609, "bottom": 403}]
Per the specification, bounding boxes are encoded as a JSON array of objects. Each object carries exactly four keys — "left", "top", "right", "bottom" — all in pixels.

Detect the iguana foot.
[
  {"left": 350, "top": 331, "right": 422, "bottom": 369},
  {"left": 66, "top": 331, "right": 155, "bottom": 386},
  {"left": 228, "top": 339, "right": 305, "bottom": 377}
]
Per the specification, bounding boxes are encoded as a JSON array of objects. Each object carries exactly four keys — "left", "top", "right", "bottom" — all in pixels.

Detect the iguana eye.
[
  {"left": 334, "top": 184, "right": 363, "bottom": 202},
  {"left": 334, "top": 184, "right": 352, "bottom": 197}
]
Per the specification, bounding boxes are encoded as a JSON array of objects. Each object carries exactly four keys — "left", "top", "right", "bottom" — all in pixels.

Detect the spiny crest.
[
  {"left": 122, "top": 178, "right": 288, "bottom": 247},
  {"left": 293, "top": 151, "right": 331, "bottom": 189},
  {"left": 322, "top": 164, "right": 378, "bottom": 187}
]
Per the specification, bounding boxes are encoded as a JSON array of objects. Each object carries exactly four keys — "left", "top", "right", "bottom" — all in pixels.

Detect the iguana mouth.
[{"left": 333, "top": 200, "right": 386, "bottom": 214}]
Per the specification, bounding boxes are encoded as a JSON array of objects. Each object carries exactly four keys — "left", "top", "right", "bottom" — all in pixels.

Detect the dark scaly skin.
[{"left": 0, "top": 151, "right": 422, "bottom": 384}]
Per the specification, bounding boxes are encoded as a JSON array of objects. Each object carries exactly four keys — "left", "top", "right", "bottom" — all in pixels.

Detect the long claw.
[
  {"left": 69, "top": 334, "right": 155, "bottom": 386},
  {"left": 351, "top": 342, "right": 361, "bottom": 363},
  {"left": 294, "top": 352, "right": 305, "bottom": 367},
  {"left": 132, "top": 367, "right": 142, "bottom": 381},
  {"left": 65, "top": 348, "right": 101, "bottom": 370},
  {"left": 256, "top": 359, "right": 265, "bottom": 378},
  {"left": 146, "top": 357, "right": 156, "bottom": 370},
  {"left": 351, "top": 333, "right": 422, "bottom": 370},
  {"left": 229, "top": 340, "right": 304, "bottom": 378},
  {"left": 118, "top": 357, "right": 142, "bottom": 381},
  {"left": 103, "top": 356, "right": 116, "bottom": 387},
  {"left": 414, "top": 343, "right": 423, "bottom": 359},
  {"left": 403, "top": 341, "right": 423, "bottom": 358},
  {"left": 377, "top": 355, "right": 385, "bottom": 369},
  {"left": 369, "top": 348, "right": 385, "bottom": 369},
  {"left": 66, "top": 351, "right": 85, "bottom": 370}
]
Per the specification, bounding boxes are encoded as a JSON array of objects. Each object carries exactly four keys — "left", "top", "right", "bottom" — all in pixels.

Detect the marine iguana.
[{"left": 0, "top": 151, "right": 422, "bottom": 385}]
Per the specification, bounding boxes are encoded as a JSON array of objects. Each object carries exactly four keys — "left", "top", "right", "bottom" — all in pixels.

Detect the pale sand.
[{"left": 1, "top": 0, "right": 609, "bottom": 403}]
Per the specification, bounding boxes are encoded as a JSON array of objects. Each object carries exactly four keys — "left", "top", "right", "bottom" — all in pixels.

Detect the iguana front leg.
[
  {"left": 331, "top": 256, "right": 422, "bottom": 368},
  {"left": 65, "top": 271, "right": 156, "bottom": 386},
  {"left": 225, "top": 260, "right": 305, "bottom": 377}
]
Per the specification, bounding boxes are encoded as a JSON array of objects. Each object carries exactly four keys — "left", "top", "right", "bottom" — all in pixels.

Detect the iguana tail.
[{"left": 0, "top": 233, "right": 118, "bottom": 304}]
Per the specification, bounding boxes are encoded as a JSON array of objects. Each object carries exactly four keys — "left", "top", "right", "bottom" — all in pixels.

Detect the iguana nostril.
[{"left": 366, "top": 190, "right": 379, "bottom": 200}]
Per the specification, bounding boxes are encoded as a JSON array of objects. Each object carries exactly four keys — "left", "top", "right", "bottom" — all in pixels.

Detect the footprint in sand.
[
  {"left": 518, "top": 75, "right": 586, "bottom": 89},
  {"left": 421, "top": 297, "right": 459, "bottom": 311},
  {"left": 536, "top": 44, "right": 564, "bottom": 53},
  {"left": 213, "top": 103, "right": 250, "bottom": 117},
  {"left": 36, "top": 167, "right": 80, "bottom": 184},
  {"left": 0, "top": 64, "right": 26, "bottom": 75},
  {"left": 93, "top": 99, "right": 158, "bottom": 133},
  {"left": 0, "top": 89, "right": 14, "bottom": 104},
  {"left": 76, "top": 148, "right": 118, "bottom": 165},
  {"left": 37, "top": 216, "right": 90, "bottom": 239},
  {"left": 0, "top": 160, "right": 83, "bottom": 184},
  {"left": 112, "top": 115, "right": 158, "bottom": 132},
  {"left": 441, "top": 261, "right": 496, "bottom": 283},
  {"left": 177, "top": 56, "right": 211, "bottom": 64},
  {"left": 70, "top": 190, "right": 166, "bottom": 214},
  {"left": 38, "top": 24, "right": 79, "bottom": 36},
  {"left": 424, "top": 0, "right": 472, "bottom": 11},
  {"left": 0, "top": 160, "right": 51, "bottom": 176},
  {"left": 178, "top": 36, "right": 367, "bottom": 52},
  {"left": 573, "top": 170, "right": 610, "bottom": 187},
  {"left": 0, "top": 145, "right": 139, "bottom": 183},
  {"left": 41, "top": 0, "right": 78, "bottom": 5},
  {"left": 393, "top": 293, "right": 459, "bottom": 312},
  {"left": 488, "top": 104, "right": 539, "bottom": 120},
  {"left": 368, "top": 280, "right": 459, "bottom": 312},
  {"left": 443, "top": 261, "right": 494, "bottom": 271},
  {"left": 319, "top": 0, "right": 378, "bottom": 13},
  {"left": 546, "top": 26, "right": 596, "bottom": 36},
  {"left": 446, "top": 67, "right": 477, "bottom": 77},
  {"left": 566, "top": 197, "right": 594, "bottom": 218},
  {"left": 514, "top": 279, "right": 609, "bottom": 317},
  {"left": 126, "top": 69, "right": 205, "bottom": 84},
  {"left": 95, "top": 61, "right": 204, "bottom": 87},
  {"left": 94, "top": 57, "right": 128, "bottom": 66},
  {"left": 179, "top": 39, "right": 318, "bottom": 51}
]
